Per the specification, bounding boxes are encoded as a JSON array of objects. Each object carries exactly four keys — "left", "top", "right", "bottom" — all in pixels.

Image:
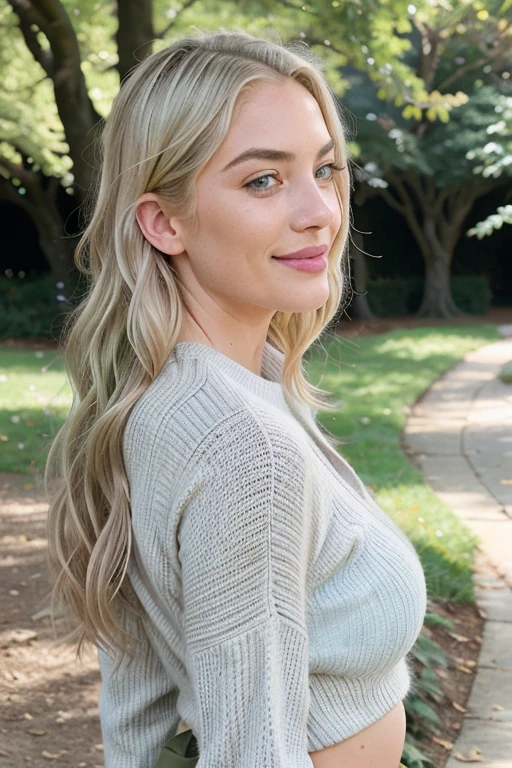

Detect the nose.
[{"left": 289, "top": 175, "right": 335, "bottom": 232}]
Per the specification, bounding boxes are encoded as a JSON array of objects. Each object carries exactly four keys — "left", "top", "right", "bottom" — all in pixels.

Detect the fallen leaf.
[
  {"left": 500, "top": 479, "right": 512, "bottom": 485},
  {"left": 452, "top": 702, "right": 467, "bottom": 713},
  {"left": 453, "top": 746, "right": 483, "bottom": 762},
  {"left": 28, "top": 729, "right": 47, "bottom": 736},
  {"left": 23, "top": 712, "right": 33, "bottom": 720},
  {"left": 456, "top": 663, "right": 474, "bottom": 674},
  {"left": 474, "top": 635, "right": 483, "bottom": 644},
  {"left": 42, "top": 751, "right": 61, "bottom": 759},
  {"left": 451, "top": 722, "right": 461, "bottom": 730},
  {"left": 432, "top": 736, "right": 453, "bottom": 750},
  {"left": 477, "top": 607, "right": 487, "bottom": 619},
  {"left": 448, "top": 632, "right": 470, "bottom": 642},
  {"left": 491, "top": 704, "right": 504, "bottom": 711},
  {"left": 1, "top": 628, "right": 37, "bottom": 646}
]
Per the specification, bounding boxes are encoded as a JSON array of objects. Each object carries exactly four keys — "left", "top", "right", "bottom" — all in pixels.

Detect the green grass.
[
  {"left": 305, "top": 323, "right": 501, "bottom": 604},
  {"left": 0, "top": 348, "right": 70, "bottom": 475}
]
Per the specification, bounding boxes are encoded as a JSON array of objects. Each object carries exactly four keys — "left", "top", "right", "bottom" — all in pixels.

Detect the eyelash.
[{"left": 244, "top": 163, "right": 346, "bottom": 194}]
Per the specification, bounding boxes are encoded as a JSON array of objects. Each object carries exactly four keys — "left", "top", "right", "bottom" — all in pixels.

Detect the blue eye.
[{"left": 244, "top": 163, "right": 345, "bottom": 194}]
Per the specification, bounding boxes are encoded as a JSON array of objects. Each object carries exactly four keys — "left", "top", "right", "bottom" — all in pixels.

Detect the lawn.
[
  {"left": 305, "top": 323, "right": 501, "bottom": 603},
  {"left": 0, "top": 323, "right": 501, "bottom": 604},
  {"left": 0, "top": 347, "right": 69, "bottom": 475}
]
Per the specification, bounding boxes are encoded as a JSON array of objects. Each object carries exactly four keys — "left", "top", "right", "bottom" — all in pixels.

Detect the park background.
[{"left": 0, "top": 1, "right": 511, "bottom": 767}]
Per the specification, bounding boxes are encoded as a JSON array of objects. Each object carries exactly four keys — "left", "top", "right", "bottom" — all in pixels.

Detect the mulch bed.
[{"left": 413, "top": 590, "right": 485, "bottom": 766}]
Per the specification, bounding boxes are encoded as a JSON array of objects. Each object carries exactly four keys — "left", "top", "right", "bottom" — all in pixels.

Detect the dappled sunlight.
[{"left": 0, "top": 471, "right": 103, "bottom": 766}]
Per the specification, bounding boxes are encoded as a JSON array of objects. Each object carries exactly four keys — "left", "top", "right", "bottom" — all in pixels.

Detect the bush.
[
  {"left": 0, "top": 274, "right": 72, "bottom": 340},
  {"left": 366, "top": 276, "right": 491, "bottom": 317},
  {"left": 499, "top": 360, "right": 512, "bottom": 384},
  {"left": 452, "top": 276, "right": 492, "bottom": 315}
]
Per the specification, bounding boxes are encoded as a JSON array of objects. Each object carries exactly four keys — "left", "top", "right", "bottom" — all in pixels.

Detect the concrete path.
[{"left": 403, "top": 326, "right": 512, "bottom": 767}]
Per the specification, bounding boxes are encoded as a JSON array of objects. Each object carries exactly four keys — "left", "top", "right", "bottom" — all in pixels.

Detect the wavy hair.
[{"left": 45, "top": 28, "right": 353, "bottom": 660}]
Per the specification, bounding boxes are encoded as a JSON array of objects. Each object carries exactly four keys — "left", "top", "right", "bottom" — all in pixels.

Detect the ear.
[{"left": 135, "top": 193, "right": 186, "bottom": 256}]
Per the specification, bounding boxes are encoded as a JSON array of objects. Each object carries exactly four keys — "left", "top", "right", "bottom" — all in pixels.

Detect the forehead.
[{"left": 209, "top": 79, "right": 331, "bottom": 167}]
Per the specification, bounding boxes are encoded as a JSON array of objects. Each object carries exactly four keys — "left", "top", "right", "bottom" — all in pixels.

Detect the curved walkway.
[{"left": 403, "top": 325, "right": 512, "bottom": 767}]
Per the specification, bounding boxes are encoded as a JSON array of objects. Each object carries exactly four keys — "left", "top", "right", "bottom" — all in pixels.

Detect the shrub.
[{"left": 366, "top": 276, "right": 491, "bottom": 317}]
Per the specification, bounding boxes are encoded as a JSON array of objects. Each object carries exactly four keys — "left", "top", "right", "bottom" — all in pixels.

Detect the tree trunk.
[
  {"left": 10, "top": 172, "right": 81, "bottom": 313},
  {"left": 349, "top": 231, "right": 376, "bottom": 320},
  {"left": 116, "top": 0, "right": 154, "bottom": 83},
  {"left": 416, "top": 218, "right": 464, "bottom": 318}
]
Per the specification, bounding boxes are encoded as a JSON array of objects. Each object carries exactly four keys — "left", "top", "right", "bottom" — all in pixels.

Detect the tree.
[
  {"left": 3, "top": 0, "right": 508, "bottom": 320},
  {"left": 341, "top": 0, "right": 512, "bottom": 317},
  {"left": 0, "top": 0, "right": 453, "bottom": 298}
]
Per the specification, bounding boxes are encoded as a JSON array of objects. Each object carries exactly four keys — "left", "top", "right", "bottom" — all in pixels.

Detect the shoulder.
[{"left": 123, "top": 354, "right": 306, "bottom": 479}]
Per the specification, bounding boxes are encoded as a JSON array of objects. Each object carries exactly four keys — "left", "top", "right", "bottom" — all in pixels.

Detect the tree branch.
[
  {"left": 0, "top": 154, "right": 35, "bottom": 186},
  {"left": 8, "top": 0, "right": 102, "bottom": 199},
  {"left": 416, "top": 23, "right": 442, "bottom": 92},
  {"left": 376, "top": 186, "right": 407, "bottom": 215},
  {"left": 0, "top": 175, "right": 34, "bottom": 214},
  {"left": 433, "top": 185, "right": 452, "bottom": 217},
  {"left": 438, "top": 36, "right": 510, "bottom": 92},
  {"left": 383, "top": 171, "right": 431, "bottom": 259},
  {"left": 8, "top": 0, "right": 54, "bottom": 76},
  {"left": 116, "top": 0, "right": 154, "bottom": 82},
  {"left": 155, "top": 0, "right": 203, "bottom": 39}
]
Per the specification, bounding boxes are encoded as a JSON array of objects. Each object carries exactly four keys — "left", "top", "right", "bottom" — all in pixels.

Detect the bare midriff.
[{"left": 308, "top": 700, "right": 406, "bottom": 768}]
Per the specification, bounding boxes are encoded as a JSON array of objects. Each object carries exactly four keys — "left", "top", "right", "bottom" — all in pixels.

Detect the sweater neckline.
[{"left": 169, "top": 341, "right": 290, "bottom": 409}]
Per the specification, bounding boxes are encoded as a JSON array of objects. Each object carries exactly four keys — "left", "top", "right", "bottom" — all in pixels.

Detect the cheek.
[
  {"left": 329, "top": 193, "right": 343, "bottom": 235},
  {"left": 198, "top": 187, "right": 270, "bottom": 245}
]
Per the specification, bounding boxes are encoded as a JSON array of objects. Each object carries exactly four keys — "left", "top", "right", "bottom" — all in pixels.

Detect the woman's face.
[{"left": 169, "top": 77, "right": 344, "bottom": 328}]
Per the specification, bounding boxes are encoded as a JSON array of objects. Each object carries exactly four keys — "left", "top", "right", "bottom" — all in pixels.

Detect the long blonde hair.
[{"left": 45, "top": 28, "right": 352, "bottom": 660}]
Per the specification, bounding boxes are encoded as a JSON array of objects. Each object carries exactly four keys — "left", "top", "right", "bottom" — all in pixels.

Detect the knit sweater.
[{"left": 97, "top": 340, "right": 428, "bottom": 768}]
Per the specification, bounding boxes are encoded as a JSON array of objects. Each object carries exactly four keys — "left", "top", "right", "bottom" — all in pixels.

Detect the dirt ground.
[
  {"left": 0, "top": 472, "right": 102, "bottom": 768},
  {"left": 1, "top": 308, "right": 510, "bottom": 767}
]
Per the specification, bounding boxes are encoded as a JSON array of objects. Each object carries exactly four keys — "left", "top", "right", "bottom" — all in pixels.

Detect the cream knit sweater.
[{"left": 97, "top": 340, "right": 427, "bottom": 767}]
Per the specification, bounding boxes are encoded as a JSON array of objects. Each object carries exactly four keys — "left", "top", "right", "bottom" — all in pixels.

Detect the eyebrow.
[{"left": 221, "top": 137, "right": 337, "bottom": 173}]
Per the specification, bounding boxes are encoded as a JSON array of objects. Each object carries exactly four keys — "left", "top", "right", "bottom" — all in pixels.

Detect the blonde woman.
[{"left": 45, "top": 29, "right": 427, "bottom": 768}]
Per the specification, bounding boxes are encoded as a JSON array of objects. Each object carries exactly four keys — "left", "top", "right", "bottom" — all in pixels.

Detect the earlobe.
[{"left": 135, "top": 193, "right": 185, "bottom": 256}]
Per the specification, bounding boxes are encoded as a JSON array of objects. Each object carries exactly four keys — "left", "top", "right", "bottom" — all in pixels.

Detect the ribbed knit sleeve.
[
  {"left": 177, "top": 409, "right": 315, "bottom": 767},
  {"left": 97, "top": 606, "right": 181, "bottom": 768}
]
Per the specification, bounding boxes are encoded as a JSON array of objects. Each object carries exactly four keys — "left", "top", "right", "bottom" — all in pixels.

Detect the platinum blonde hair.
[{"left": 45, "top": 28, "right": 352, "bottom": 660}]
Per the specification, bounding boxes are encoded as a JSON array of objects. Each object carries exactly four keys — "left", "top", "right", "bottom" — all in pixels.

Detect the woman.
[{"left": 45, "top": 29, "right": 427, "bottom": 768}]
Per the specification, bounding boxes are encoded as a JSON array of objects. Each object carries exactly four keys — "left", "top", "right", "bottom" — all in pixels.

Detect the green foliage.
[
  {"left": 0, "top": 274, "right": 68, "bottom": 340},
  {"left": 401, "top": 627, "right": 451, "bottom": 767},
  {"left": 365, "top": 276, "right": 491, "bottom": 317},
  {"left": 452, "top": 276, "right": 492, "bottom": 314},
  {"left": 467, "top": 204, "right": 512, "bottom": 238},
  {"left": 498, "top": 360, "right": 512, "bottom": 384}
]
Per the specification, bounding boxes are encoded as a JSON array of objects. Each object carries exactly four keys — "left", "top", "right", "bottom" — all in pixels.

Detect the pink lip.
[{"left": 273, "top": 245, "right": 328, "bottom": 260}]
